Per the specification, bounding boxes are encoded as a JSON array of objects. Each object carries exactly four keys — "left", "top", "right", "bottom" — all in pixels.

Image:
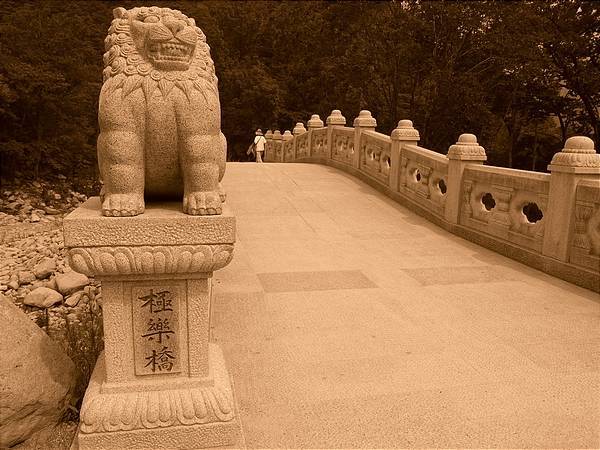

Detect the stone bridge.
[{"left": 210, "top": 110, "right": 599, "bottom": 447}]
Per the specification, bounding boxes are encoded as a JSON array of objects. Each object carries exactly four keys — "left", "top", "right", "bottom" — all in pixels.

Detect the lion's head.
[{"left": 102, "top": 6, "right": 217, "bottom": 101}]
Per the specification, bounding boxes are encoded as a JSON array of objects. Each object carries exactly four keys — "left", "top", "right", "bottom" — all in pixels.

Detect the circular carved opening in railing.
[
  {"left": 415, "top": 170, "right": 421, "bottom": 182},
  {"left": 522, "top": 202, "right": 543, "bottom": 223},
  {"left": 438, "top": 179, "right": 447, "bottom": 194},
  {"left": 481, "top": 192, "right": 496, "bottom": 211}
]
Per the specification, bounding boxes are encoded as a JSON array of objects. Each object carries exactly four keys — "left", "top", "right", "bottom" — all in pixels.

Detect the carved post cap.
[
  {"left": 272, "top": 130, "right": 283, "bottom": 140},
  {"left": 307, "top": 114, "right": 324, "bottom": 128},
  {"left": 353, "top": 110, "right": 377, "bottom": 127},
  {"left": 292, "top": 122, "right": 306, "bottom": 135},
  {"left": 391, "top": 119, "right": 420, "bottom": 141},
  {"left": 447, "top": 133, "right": 487, "bottom": 161},
  {"left": 265, "top": 129, "right": 273, "bottom": 139},
  {"left": 282, "top": 130, "right": 293, "bottom": 141},
  {"left": 549, "top": 136, "right": 599, "bottom": 169},
  {"left": 326, "top": 109, "right": 346, "bottom": 126}
]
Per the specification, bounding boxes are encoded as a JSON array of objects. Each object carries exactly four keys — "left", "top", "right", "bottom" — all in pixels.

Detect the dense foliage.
[{"left": 1, "top": 0, "right": 598, "bottom": 183}]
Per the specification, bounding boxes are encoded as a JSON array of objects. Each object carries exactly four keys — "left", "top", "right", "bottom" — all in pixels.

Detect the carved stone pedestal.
[{"left": 64, "top": 198, "right": 241, "bottom": 449}]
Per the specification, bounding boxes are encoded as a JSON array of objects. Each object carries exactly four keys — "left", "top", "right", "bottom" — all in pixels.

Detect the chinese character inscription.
[{"left": 133, "top": 286, "right": 181, "bottom": 375}]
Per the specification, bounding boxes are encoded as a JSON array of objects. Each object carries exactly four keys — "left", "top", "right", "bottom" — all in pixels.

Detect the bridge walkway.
[{"left": 213, "top": 162, "right": 599, "bottom": 448}]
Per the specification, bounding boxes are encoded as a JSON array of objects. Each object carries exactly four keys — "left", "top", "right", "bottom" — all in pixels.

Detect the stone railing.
[
  {"left": 263, "top": 109, "right": 600, "bottom": 292},
  {"left": 331, "top": 126, "right": 354, "bottom": 165},
  {"left": 399, "top": 144, "right": 449, "bottom": 218},
  {"left": 461, "top": 165, "right": 549, "bottom": 253},
  {"left": 359, "top": 131, "right": 392, "bottom": 184}
]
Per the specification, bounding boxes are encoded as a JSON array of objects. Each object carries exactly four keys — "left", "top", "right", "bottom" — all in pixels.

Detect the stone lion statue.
[{"left": 98, "top": 6, "right": 226, "bottom": 216}]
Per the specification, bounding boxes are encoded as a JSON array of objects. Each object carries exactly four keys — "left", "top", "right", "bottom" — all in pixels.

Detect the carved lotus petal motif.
[
  {"left": 114, "top": 252, "right": 130, "bottom": 273},
  {"left": 68, "top": 245, "right": 234, "bottom": 276},
  {"left": 550, "top": 152, "right": 600, "bottom": 168}
]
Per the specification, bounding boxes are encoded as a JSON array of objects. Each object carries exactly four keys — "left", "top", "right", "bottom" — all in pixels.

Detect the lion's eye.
[{"left": 143, "top": 15, "right": 159, "bottom": 23}]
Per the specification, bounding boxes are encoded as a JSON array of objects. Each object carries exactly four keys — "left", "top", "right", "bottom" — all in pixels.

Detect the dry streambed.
[
  {"left": 0, "top": 186, "right": 103, "bottom": 344},
  {"left": 1, "top": 182, "right": 105, "bottom": 448}
]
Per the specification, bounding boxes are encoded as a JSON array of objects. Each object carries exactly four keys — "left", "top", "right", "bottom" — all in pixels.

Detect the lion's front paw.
[
  {"left": 183, "top": 191, "right": 222, "bottom": 215},
  {"left": 102, "top": 193, "right": 144, "bottom": 217},
  {"left": 218, "top": 183, "right": 227, "bottom": 203}
]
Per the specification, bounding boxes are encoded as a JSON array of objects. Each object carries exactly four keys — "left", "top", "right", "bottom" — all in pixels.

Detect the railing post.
[
  {"left": 444, "top": 134, "right": 487, "bottom": 224},
  {"left": 272, "top": 130, "right": 282, "bottom": 163},
  {"left": 353, "top": 110, "right": 377, "bottom": 169},
  {"left": 282, "top": 130, "right": 293, "bottom": 162},
  {"left": 542, "top": 136, "right": 600, "bottom": 261},
  {"left": 307, "top": 114, "right": 324, "bottom": 157},
  {"left": 264, "top": 129, "right": 273, "bottom": 161},
  {"left": 326, "top": 109, "right": 346, "bottom": 160},
  {"left": 292, "top": 122, "right": 307, "bottom": 160},
  {"left": 390, "top": 120, "right": 420, "bottom": 192}
]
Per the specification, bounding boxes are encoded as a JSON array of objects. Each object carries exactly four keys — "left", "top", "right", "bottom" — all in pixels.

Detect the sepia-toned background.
[{"left": 1, "top": 0, "right": 598, "bottom": 184}]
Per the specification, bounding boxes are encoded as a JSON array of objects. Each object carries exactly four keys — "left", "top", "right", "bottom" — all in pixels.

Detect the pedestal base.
[{"left": 74, "top": 344, "right": 243, "bottom": 449}]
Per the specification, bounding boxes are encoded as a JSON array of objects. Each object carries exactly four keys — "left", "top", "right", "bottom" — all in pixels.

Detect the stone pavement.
[{"left": 212, "top": 162, "right": 599, "bottom": 448}]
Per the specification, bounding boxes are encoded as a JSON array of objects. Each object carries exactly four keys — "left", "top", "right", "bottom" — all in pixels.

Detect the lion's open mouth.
[{"left": 147, "top": 41, "right": 194, "bottom": 69}]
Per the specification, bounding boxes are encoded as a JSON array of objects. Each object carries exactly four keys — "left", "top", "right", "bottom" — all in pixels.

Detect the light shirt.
[{"left": 254, "top": 135, "right": 266, "bottom": 152}]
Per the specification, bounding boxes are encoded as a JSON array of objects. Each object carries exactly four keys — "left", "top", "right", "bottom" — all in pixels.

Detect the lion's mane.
[{"left": 101, "top": 6, "right": 217, "bottom": 104}]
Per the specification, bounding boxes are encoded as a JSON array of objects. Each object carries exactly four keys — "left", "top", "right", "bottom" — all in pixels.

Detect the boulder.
[
  {"left": 33, "top": 257, "right": 56, "bottom": 279},
  {"left": 17, "top": 271, "right": 36, "bottom": 285},
  {"left": 0, "top": 294, "right": 78, "bottom": 447},
  {"left": 44, "top": 206, "right": 60, "bottom": 215},
  {"left": 44, "top": 277, "right": 58, "bottom": 291},
  {"left": 7, "top": 276, "right": 19, "bottom": 290},
  {"left": 23, "top": 287, "right": 63, "bottom": 308},
  {"left": 64, "top": 291, "right": 82, "bottom": 307},
  {"left": 55, "top": 272, "right": 89, "bottom": 296}
]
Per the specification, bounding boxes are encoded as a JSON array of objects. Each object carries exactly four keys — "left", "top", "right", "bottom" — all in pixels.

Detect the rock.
[
  {"left": 8, "top": 276, "right": 19, "bottom": 290},
  {"left": 64, "top": 291, "right": 82, "bottom": 307},
  {"left": 55, "top": 272, "right": 89, "bottom": 296},
  {"left": 53, "top": 193, "right": 62, "bottom": 200},
  {"left": 44, "top": 278, "right": 58, "bottom": 291},
  {"left": 44, "top": 206, "right": 60, "bottom": 215},
  {"left": 17, "top": 271, "right": 36, "bottom": 285},
  {"left": 0, "top": 294, "right": 78, "bottom": 447},
  {"left": 30, "top": 213, "right": 41, "bottom": 222},
  {"left": 23, "top": 287, "right": 63, "bottom": 308},
  {"left": 30, "top": 280, "right": 46, "bottom": 290},
  {"left": 33, "top": 257, "right": 56, "bottom": 279},
  {"left": 32, "top": 181, "right": 42, "bottom": 188}
]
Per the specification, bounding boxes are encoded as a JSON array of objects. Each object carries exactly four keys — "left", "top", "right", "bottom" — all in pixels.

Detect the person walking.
[{"left": 253, "top": 129, "right": 266, "bottom": 163}]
